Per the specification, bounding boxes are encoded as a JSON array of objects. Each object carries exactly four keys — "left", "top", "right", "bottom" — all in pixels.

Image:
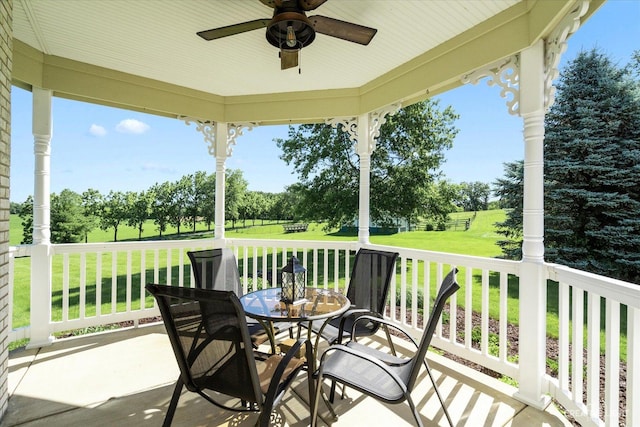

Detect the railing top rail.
[
  {"left": 365, "top": 243, "right": 521, "bottom": 274},
  {"left": 547, "top": 262, "right": 640, "bottom": 308}
]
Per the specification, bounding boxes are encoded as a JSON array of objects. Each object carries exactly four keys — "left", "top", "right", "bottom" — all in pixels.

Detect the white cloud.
[
  {"left": 89, "top": 124, "right": 107, "bottom": 137},
  {"left": 116, "top": 119, "right": 150, "bottom": 134},
  {"left": 141, "top": 163, "right": 176, "bottom": 174}
]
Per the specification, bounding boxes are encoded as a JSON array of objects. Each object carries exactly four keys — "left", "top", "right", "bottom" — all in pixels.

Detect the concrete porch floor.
[{"left": 3, "top": 324, "right": 572, "bottom": 427}]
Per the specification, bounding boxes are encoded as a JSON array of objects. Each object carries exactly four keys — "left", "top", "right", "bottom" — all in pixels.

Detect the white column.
[
  {"left": 214, "top": 122, "right": 228, "bottom": 240},
  {"left": 515, "top": 40, "right": 549, "bottom": 409},
  {"left": 28, "top": 87, "right": 54, "bottom": 348},
  {"left": 356, "top": 113, "right": 371, "bottom": 244}
]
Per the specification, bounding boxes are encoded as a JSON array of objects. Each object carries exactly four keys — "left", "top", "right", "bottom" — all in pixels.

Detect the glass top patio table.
[{"left": 240, "top": 287, "right": 350, "bottom": 323}]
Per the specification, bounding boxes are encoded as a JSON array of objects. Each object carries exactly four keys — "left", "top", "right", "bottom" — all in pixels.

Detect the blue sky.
[{"left": 9, "top": 1, "right": 640, "bottom": 203}]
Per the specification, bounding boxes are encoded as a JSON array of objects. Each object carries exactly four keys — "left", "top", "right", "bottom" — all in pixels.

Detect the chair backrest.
[
  {"left": 187, "top": 248, "right": 243, "bottom": 296},
  {"left": 146, "top": 284, "right": 264, "bottom": 405},
  {"left": 407, "top": 268, "right": 460, "bottom": 391},
  {"left": 346, "top": 248, "right": 399, "bottom": 314}
]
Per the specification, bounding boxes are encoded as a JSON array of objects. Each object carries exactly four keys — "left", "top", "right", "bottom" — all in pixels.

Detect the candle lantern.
[{"left": 281, "top": 256, "right": 306, "bottom": 304}]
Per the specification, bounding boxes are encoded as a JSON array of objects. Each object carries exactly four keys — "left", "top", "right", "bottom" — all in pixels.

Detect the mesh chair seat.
[{"left": 312, "top": 268, "right": 460, "bottom": 427}]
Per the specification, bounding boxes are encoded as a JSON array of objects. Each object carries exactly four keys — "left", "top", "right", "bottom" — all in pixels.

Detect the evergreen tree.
[
  {"left": 545, "top": 49, "right": 640, "bottom": 282},
  {"left": 493, "top": 160, "right": 524, "bottom": 260}
]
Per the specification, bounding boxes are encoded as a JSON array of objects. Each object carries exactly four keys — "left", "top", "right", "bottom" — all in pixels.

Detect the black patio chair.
[
  {"left": 305, "top": 248, "right": 399, "bottom": 350},
  {"left": 187, "top": 248, "right": 292, "bottom": 347},
  {"left": 311, "top": 268, "right": 459, "bottom": 427},
  {"left": 146, "top": 284, "right": 312, "bottom": 427}
]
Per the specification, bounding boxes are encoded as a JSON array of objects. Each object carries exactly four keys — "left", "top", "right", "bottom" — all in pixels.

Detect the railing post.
[
  {"left": 214, "top": 122, "right": 227, "bottom": 241},
  {"left": 28, "top": 87, "right": 54, "bottom": 348},
  {"left": 515, "top": 40, "right": 550, "bottom": 409},
  {"left": 357, "top": 113, "right": 371, "bottom": 244}
]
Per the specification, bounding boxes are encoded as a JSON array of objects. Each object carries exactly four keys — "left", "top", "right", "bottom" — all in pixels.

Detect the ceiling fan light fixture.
[{"left": 266, "top": 11, "right": 315, "bottom": 50}]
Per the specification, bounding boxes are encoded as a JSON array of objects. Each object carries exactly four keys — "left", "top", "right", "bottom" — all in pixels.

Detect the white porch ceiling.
[
  {"left": 14, "top": 0, "right": 519, "bottom": 97},
  {"left": 12, "top": 0, "right": 599, "bottom": 122}
]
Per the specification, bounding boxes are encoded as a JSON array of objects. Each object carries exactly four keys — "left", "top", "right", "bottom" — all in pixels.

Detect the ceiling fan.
[{"left": 197, "top": 0, "right": 377, "bottom": 70}]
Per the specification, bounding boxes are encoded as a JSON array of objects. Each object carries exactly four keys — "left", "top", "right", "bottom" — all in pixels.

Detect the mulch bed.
[{"left": 387, "top": 305, "right": 628, "bottom": 427}]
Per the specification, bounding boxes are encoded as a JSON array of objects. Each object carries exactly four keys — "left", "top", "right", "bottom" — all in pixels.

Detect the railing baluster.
[
  {"left": 80, "top": 252, "right": 86, "bottom": 319},
  {"left": 464, "top": 267, "right": 473, "bottom": 349},
  {"left": 572, "top": 288, "right": 584, "bottom": 407},
  {"left": 411, "top": 258, "right": 418, "bottom": 329},
  {"left": 140, "top": 250, "right": 146, "bottom": 308},
  {"left": 481, "top": 268, "right": 489, "bottom": 356},
  {"left": 558, "top": 280, "right": 570, "bottom": 391},
  {"left": 62, "top": 253, "right": 69, "bottom": 321},
  {"left": 604, "top": 299, "right": 620, "bottom": 426},
  {"left": 126, "top": 251, "right": 132, "bottom": 313},
  {"left": 629, "top": 306, "right": 639, "bottom": 427},
  {"left": 499, "top": 271, "right": 507, "bottom": 362},
  {"left": 111, "top": 251, "right": 117, "bottom": 315},
  {"left": 400, "top": 257, "right": 407, "bottom": 327},
  {"left": 586, "top": 292, "right": 601, "bottom": 420}
]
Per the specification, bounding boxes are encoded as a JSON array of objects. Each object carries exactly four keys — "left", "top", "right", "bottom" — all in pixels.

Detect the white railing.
[
  {"left": 546, "top": 263, "right": 639, "bottom": 427},
  {"left": 8, "top": 238, "right": 639, "bottom": 426}
]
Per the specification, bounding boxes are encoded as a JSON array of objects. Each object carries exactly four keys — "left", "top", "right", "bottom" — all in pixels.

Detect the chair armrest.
[
  {"left": 350, "top": 314, "right": 420, "bottom": 350},
  {"left": 335, "top": 308, "right": 381, "bottom": 344}
]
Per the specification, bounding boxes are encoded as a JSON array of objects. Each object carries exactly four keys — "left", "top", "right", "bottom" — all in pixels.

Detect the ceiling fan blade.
[
  {"left": 298, "top": 0, "right": 328, "bottom": 11},
  {"left": 259, "top": 0, "right": 277, "bottom": 7},
  {"left": 261, "top": 0, "right": 325, "bottom": 11},
  {"left": 197, "top": 19, "right": 270, "bottom": 41},
  {"left": 310, "top": 15, "right": 377, "bottom": 45},
  {"left": 280, "top": 49, "right": 299, "bottom": 70}
]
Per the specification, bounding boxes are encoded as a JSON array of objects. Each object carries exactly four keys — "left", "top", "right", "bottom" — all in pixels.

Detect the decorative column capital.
[
  {"left": 462, "top": 55, "right": 520, "bottom": 115},
  {"left": 180, "top": 116, "right": 256, "bottom": 157}
]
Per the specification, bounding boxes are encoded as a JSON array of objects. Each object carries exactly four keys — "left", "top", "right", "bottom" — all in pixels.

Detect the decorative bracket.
[
  {"left": 326, "top": 116, "right": 358, "bottom": 142},
  {"left": 462, "top": 55, "right": 520, "bottom": 115},
  {"left": 227, "top": 122, "right": 256, "bottom": 157},
  {"left": 180, "top": 116, "right": 256, "bottom": 157},
  {"left": 544, "top": 0, "right": 589, "bottom": 110},
  {"left": 326, "top": 103, "right": 402, "bottom": 153}
]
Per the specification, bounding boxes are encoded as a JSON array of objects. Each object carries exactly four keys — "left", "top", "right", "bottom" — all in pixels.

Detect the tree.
[
  {"left": 457, "top": 181, "right": 491, "bottom": 212},
  {"left": 545, "top": 49, "right": 640, "bottom": 282},
  {"left": 150, "top": 181, "right": 174, "bottom": 238},
  {"left": 126, "top": 191, "right": 151, "bottom": 240},
  {"left": 225, "top": 169, "right": 248, "bottom": 229},
  {"left": 493, "top": 160, "right": 524, "bottom": 260},
  {"left": 81, "top": 189, "right": 102, "bottom": 243},
  {"left": 200, "top": 173, "right": 216, "bottom": 231},
  {"left": 50, "top": 189, "right": 91, "bottom": 243},
  {"left": 276, "top": 100, "right": 459, "bottom": 229},
  {"left": 100, "top": 191, "right": 128, "bottom": 242},
  {"left": 18, "top": 196, "right": 33, "bottom": 244}
]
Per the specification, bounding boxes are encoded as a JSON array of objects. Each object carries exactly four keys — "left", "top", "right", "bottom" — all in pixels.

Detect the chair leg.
[
  {"left": 163, "top": 377, "right": 184, "bottom": 427},
  {"left": 406, "top": 394, "right": 425, "bottom": 427},
  {"left": 425, "top": 361, "right": 454, "bottom": 427}
]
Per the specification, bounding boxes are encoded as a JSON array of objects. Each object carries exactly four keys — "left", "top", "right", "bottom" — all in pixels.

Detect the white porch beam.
[{"left": 28, "top": 87, "right": 54, "bottom": 348}]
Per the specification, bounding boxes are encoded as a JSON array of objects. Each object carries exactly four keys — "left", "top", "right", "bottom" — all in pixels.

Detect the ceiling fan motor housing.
[{"left": 266, "top": 11, "right": 315, "bottom": 50}]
